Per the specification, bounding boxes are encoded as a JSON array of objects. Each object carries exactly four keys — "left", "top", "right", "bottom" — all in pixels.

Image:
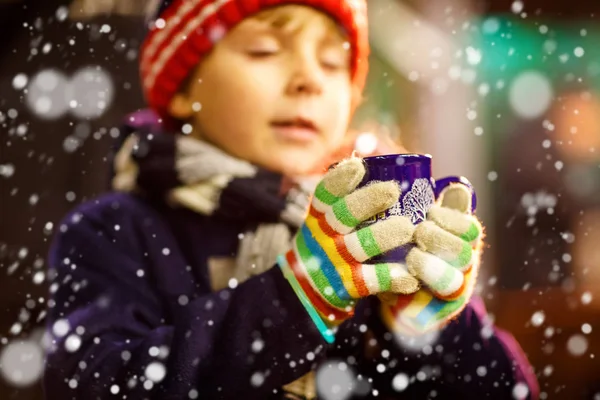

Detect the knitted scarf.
[{"left": 112, "top": 129, "right": 316, "bottom": 283}]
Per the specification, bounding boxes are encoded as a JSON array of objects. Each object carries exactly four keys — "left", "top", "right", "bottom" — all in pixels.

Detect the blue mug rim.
[{"left": 362, "top": 153, "right": 432, "bottom": 166}]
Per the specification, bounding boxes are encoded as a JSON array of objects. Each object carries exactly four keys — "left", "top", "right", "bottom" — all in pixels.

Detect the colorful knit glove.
[
  {"left": 380, "top": 183, "right": 484, "bottom": 335},
  {"left": 278, "top": 157, "right": 421, "bottom": 343}
]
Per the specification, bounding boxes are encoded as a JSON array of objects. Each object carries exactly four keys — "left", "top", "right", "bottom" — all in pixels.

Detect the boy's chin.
[{"left": 260, "top": 153, "right": 326, "bottom": 177}]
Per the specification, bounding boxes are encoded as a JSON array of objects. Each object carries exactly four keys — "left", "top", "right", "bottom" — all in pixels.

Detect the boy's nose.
[
  {"left": 285, "top": 58, "right": 324, "bottom": 96},
  {"left": 287, "top": 75, "right": 323, "bottom": 95}
]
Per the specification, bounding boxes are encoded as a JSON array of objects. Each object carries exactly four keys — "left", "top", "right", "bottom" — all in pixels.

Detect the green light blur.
[{"left": 472, "top": 16, "right": 600, "bottom": 91}]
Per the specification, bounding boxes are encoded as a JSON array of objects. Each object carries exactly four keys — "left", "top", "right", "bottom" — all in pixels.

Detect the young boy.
[{"left": 44, "top": 1, "right": 539, "bottom": 399}]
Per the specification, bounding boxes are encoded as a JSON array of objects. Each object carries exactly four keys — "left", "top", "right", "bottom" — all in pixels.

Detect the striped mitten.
[
  {"left": 278, "top": 157, "right": 421, "bottom": 343},
  {"left": 380, "top": 183, "right": 484, "bottom": 334}
]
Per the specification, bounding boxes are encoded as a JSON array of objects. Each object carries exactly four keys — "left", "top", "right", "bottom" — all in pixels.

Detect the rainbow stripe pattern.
[
  {"left": 277, "top": 158, "right": 416, "bottom": 340},
  {"left": 380, "top": 268, "right": 477, "bottom": 334},
  {"left": 280, "top": 185, "right": 392, "bottom": 317},
  {"left": 382, "top": 190, "right": 484, "bottom": 335}
]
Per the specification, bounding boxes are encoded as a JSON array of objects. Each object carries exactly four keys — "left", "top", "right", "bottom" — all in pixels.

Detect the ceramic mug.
[{"left": 358, "top": 154, "right": 477, "bottom": 263}]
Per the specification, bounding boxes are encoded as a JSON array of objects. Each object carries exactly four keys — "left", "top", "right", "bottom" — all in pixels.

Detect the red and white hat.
[{"left": 140, "top": 0, "right": 369, "bottom": 120}]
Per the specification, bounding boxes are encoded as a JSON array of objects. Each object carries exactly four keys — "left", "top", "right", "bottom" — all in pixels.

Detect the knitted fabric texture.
[
  {"left": 113, "top": 127, "right": 322, "bottom": 397},
  {"left": 278, "top": 157, "right": 422, "bottom": 331},
  {"left": 140, "top": 0, "right": 369, "bottom": 119},
  {"left": 112, "top": 129, "right": 313, "bottom": 281},
  {"left": 380, "top": 183, "right": 484, "bottom": 334}
]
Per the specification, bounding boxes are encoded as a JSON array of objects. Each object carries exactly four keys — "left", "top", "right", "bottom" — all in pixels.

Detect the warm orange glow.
[{"left": 553, "top": 92, "right": 600, "bottom": 162}]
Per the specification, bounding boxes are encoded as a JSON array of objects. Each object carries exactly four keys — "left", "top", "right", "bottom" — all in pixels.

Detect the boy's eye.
[
  {"left": 245, "top": 38, "right": 281, "bottom": 57},
  {"left": 247, "top": 48, "right": 279, "bottom": 57},
  {"left": 320, "top": 48, "right": 349, "bottom": 71}
]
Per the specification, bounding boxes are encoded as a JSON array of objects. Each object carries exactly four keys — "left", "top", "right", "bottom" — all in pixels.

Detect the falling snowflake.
[
  {"left": 392, "top": 373, "right": 409, "bottom": 392},
  {"left": 69, "top": 66, "right": 114, "bottom": 119},
  {"left": 509, "top": 71, "right": 553, "bottom": 119},
  {"left": 393, "top": 329, "right": 440, "bottom": 353},
  {"left": 581, "top": 292, "right": 593, "bottom": 305},
  {"left": 567, "top": 334, "right": 588, "bottom": 356},
  {"left": 316, "top": 360, "right": 356, "bottom": 400},
  {"left": 12, "top": 74, "right": 28, "bottom": 90},
  {"left": 25, "top": 69, "right": 70, "bottom": 119},
  {"left": 250, "top": 371, "right": 265, "bottom": 387},
  {"left": 0, "top": 340, "right": 44, "bottom": 387},
  {"left": 582, "top": 324, "right": 592, "bottom": 334},
  {"left": 530, "top": 311, "right": 545, "bottom": 327},
  {"left": 145, "top": 362, "right": 166, "bottom": 383},
  {"left": 512, "top": 382, "right": 529, "bottom": 399}
]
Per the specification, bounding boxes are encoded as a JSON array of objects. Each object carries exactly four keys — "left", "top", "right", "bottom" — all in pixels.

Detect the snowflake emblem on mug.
[{"left": 389, "top": 178, "right": 435, "bottom": 224}]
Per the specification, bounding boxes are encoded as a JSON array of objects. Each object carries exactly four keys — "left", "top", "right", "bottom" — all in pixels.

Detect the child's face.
[{"left": 168, "top": 5, "right": 353, "bottom": 176}]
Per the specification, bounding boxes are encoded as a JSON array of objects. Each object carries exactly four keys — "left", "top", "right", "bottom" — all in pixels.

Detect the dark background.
[{"left": 1, "top": 0, "right": 600, "bottom": 399}]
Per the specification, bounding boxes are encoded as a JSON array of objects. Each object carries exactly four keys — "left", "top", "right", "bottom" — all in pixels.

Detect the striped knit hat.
[{"left": 140, "top": 0, "right": 369, "bottom": 120}]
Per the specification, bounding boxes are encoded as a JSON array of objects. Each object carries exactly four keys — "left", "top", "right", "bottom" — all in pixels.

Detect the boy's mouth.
[{"left": 270, "top": 117, "right": 320, "bottom": 143}]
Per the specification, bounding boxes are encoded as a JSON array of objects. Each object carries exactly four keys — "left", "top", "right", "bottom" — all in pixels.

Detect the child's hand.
[
  {"left": 278, "top": 157, "right": 420, "bottom": 342},
  {"left": 380, "top": 184, "right": 484, "bottom": 334}
]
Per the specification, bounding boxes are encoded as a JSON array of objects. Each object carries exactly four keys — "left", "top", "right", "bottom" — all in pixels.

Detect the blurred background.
[{"left": 1, "top": 0, "right": 599, "bottom": 398}]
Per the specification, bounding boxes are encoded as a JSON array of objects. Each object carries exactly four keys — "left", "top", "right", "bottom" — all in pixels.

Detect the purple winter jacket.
[{"left": 43, "top": 190, "right": 539, "bottom": 399}]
